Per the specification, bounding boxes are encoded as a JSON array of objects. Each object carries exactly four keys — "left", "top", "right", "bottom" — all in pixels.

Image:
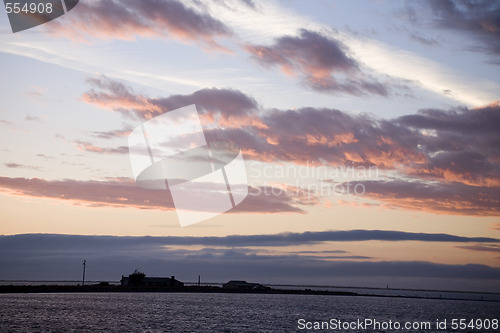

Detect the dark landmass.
[
  {"left": 0, "top": 284, "right": 498, "bottom": 302},
  {"left": 0, "top": 284, "right": 356, "bottom": 296},
  {"left": 266, "top": 283, "right": 500, "bottom": 296}
]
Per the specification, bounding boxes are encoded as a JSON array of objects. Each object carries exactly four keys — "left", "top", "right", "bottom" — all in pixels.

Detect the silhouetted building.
[
  {"left": 120, "top": 275, "right": 184, "bottom": 287},
  {"left": 223, "top": 280, "right": 269, "bottom": 290}
]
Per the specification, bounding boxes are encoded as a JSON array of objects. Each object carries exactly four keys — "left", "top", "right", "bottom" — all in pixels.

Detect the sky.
[{"left": 0, "top": 0, "right": 499, "bottom": 292}]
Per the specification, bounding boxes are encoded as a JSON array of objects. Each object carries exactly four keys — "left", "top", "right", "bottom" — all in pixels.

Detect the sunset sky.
[{"left": 0, "top": 0, "right": 499, "bottom": 292}]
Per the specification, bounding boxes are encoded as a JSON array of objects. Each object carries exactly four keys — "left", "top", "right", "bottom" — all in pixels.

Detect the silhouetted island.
[
  {"left": 1, "top": 271, "right": 497, "bottom": 302},
  {"left": 0, "top": 283, "right": 357, "bottom": 296},
  {"left": 0, "top": 270, "right": 356, "bottom": 296}
]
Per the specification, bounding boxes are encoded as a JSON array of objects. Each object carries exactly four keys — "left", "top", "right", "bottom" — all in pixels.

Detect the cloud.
[
  {"left": 24, "top": 114, "right": 44, "bottom": 123},
  {"left": 43, "top": 0, "right": 232, "bottom": 51},
  {"left": 81, "top": 80, "right": 421, "bottom": 169},
  {"left": 5, "top": 163, "right": 41, "bottom": 170},
  {"left": 0, "top": 177, "right": 304, "bottom": 214},
  {"left": 248, "top": 107, "right": 423, "bottom": 167},
  {"left": 80, "top": 76, "right": 163, "bottom": 119},
  {"left": 397, "top": 103, "right": 500, "bottom": 187},
  {"left": 455, "top": 244, "right": 500, "bottom": 253},
  {"left": 35, "top": 154, "right": 54, "bottom": 160},
  {"left": 89, "top": 128, "right": 132, "bottom": 140},
  {"left": 5, "top": 163, "right": 25, "bottom": 169},
  {"left": 151, "top": 87, "right": 264, "bottom": 128},
  {"left": 0, "top": 177, "right": 173, "bottom": 210},
  {"left": 409, "top": 32, "right": 439, "bottom": 46},
  {"left": 81, "top": 76, "right": 262, "bottom": 127},
  {"left": 0, "top": 119, "right": 14, "bottom": 127},
  {"left": 245, "top": 29, "right": 388, "bottom": 96},
  {"left": 82, "top": 77, "right": 500, "bottom": 177},
  {"left": 80, "top": 78, "right": 500, "bottom": 216},
  {"left": 234, "top": 186, "right": 306, "bottom": 214},
  {"left": 79, "top": 78, "right": 420, "bottom": 168},
  {"left": 74, "top": 140, "right": 129, "bottom": 155},
  {"left": 24, "top": 86, "right": 48, "bottom": 99},
  {"left": 290, "top": 250, "right": 348, "bottom": 254},
  {"left": 0, "top": 234, "right": 499, "bottom": 290},
  {"left": 350, "top": 179, "right": 500, "bottom": 216},
  {"left": 2, "top": 230, "right": 495, "bottom": 250},
  {"left": 408, "top": 0, "right": 500, "bottom": 62},
  {"left": 239, "top": 0, "right": 257, "bottom": 10}
]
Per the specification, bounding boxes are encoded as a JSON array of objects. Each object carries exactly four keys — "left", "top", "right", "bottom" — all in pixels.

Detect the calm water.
[{"left": 0, "top": 293, "right": 498, "bottom": 332}]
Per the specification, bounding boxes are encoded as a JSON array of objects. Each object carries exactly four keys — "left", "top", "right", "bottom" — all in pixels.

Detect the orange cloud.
[
  {"left": 76, "top": 77, "right": 500, "bottom": 217},
  {"left": 352, "top": 180, "right": 500, "bottom": 216},
  {"left": 408, "top": 166, "right": 500, "bottom": 187}
]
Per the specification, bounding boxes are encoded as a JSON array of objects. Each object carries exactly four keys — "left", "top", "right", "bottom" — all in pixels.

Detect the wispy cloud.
[
  {"left": 340, "top": 32, "right": 499, "bottom": 106},
  {"left": 5, "top": 163, "right": 41, "bottom": 170},
  {"left": 74, "top": 140, "right": 129, "bottom": 155},
  {"left": 455, "top": 244, "right": 500, "bottom": 253},
  {"left": 409, "top": 31, "right": 439, "bottom": 46},
  {"left": 24, "top": 114, "right": 44, "bottom": 123},
  {"left": 0, "top": 119, "right": 15, "bottom": 127},
  {"left": 89, "top": 128, "right": 132, "bottom": 140},
  {"left": 24, "top": 85, "right": 48, "bottom": 98}
]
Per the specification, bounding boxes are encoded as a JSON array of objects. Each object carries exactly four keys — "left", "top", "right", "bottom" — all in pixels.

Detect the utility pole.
[
  {"left": 82, "top": 260, "right": 86, "bottom": 286},
  {"left": 198, "top": 275, "right": 200, "bottom": 286}
]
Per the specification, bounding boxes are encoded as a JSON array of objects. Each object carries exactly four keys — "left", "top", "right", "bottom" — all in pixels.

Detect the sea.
[{"left": 0, "top": 292, "right": 499, "bottom": 332}]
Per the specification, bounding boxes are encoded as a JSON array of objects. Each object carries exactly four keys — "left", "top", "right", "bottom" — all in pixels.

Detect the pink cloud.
[
  {"left": 80, "top": 76, "right": 163, "bottom": 120},
  {"left": 43, "top": 0, "right": 232, "bottom": 51},
  {"left": 246, "top": 29, "right": 388, "bottom": 96},
  {"left": 0, "top": 177, "right": 305, "bottom": 214}
]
